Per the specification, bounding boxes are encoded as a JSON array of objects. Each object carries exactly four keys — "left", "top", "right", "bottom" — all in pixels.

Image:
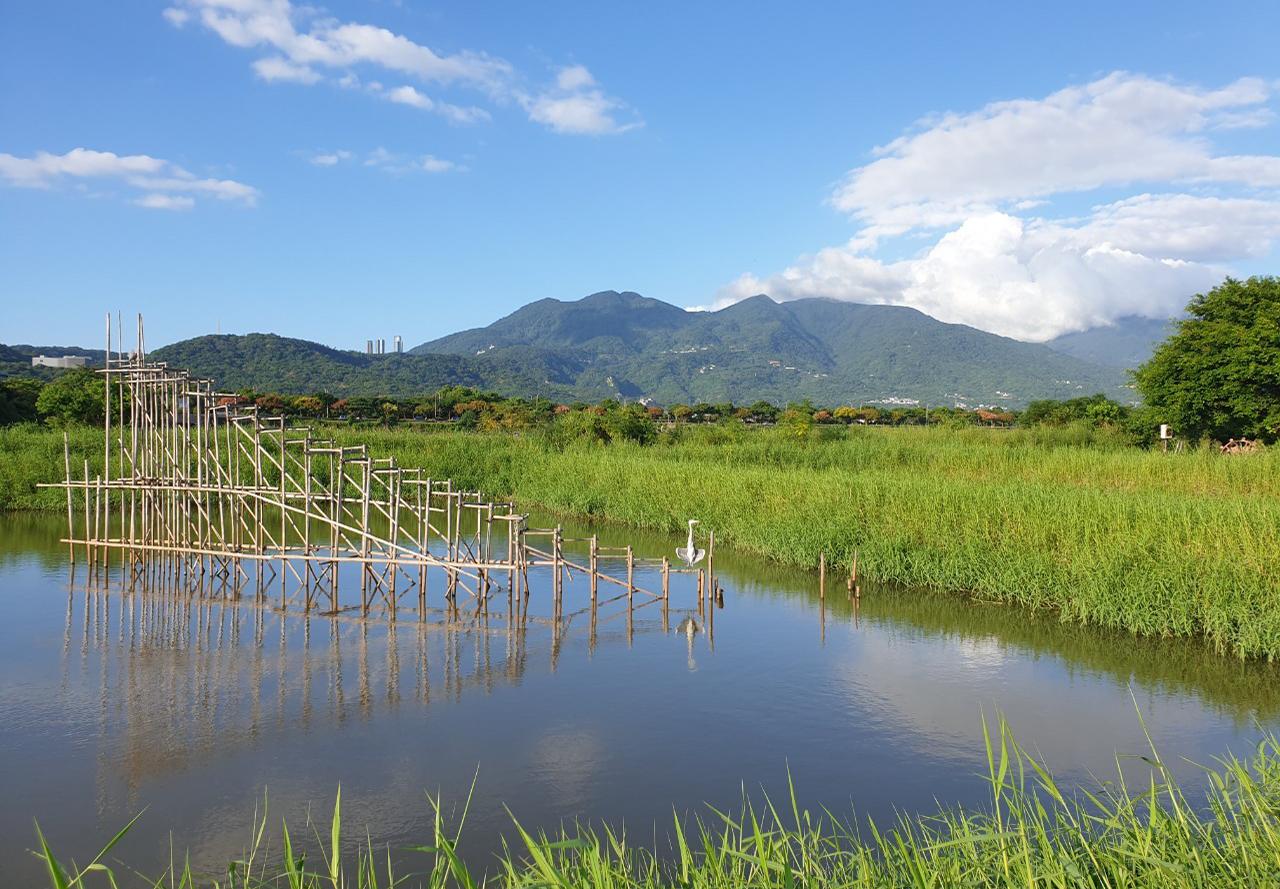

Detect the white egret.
[{"left": 676, "top": 519, "right": 705, "bottom": 566}]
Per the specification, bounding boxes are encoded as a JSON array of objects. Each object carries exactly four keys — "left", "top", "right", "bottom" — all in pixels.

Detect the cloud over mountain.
[{"left": 718, "top": 73, "right": 1280, "bottom": 340}]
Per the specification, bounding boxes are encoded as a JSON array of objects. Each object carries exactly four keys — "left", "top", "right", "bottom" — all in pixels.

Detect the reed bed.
[
  {"left": 338, "top": 425, "right": 1280, "bottom": 660},
  {"left": 4, "top": 422, "right": 1277, "bottom": 658},
  {"left": 34, "top": 718, "right": 1280, "bottom": 887}
]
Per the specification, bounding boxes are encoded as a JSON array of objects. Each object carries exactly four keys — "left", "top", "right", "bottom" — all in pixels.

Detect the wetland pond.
[{"left": 1, "top": 510, "right": 1278, "bottom": 882}]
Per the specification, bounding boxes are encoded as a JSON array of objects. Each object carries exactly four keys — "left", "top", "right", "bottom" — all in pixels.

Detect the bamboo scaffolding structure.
[{"left": 43, "top": 315, "right": 706, "bottom": 631}]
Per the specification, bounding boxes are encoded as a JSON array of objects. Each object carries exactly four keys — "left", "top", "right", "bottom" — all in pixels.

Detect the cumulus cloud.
[
  {"left": 0, "top": 147, "right": 259, "bottom": 209},
  {"left": 164, "top": 1, "right": 630, "bottom": 134},
  {"left": 523, "top": 65, "right": 640, "bottom": 135},
  {"left": 717, "top": 73, "right": 1280, "bottom": 340}
]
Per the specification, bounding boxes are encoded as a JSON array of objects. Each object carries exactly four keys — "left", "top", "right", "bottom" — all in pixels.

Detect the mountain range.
[{"left": 7, "top": 292, "right": 1175, "bottom": 407}]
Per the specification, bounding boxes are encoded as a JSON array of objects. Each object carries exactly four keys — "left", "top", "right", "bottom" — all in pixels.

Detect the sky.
[{"left": 2, "top": 1, "right": 1279, "bottom": 349}]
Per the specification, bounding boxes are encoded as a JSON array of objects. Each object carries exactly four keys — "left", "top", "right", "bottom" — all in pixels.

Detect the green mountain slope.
[
  {"left": 415, "top": 292, "right": 1128, "bottom": 406},
  {"left": 150, "top": 334, "right": 585, "bottom": 399},
  {"left": 1045, "top": 316, "right": 1177, "bottom": 369},
  {"left": 16, "top": 292, "right": 1129, "bottom": 406}
]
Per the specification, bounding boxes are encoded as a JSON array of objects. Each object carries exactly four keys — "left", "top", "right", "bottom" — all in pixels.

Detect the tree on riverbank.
[
  {"left": 34, "top": 368, "right": 105, "bottom": 426},
  {"left": 1136, "top": 276, "right": 1280, "bottom": 443}
]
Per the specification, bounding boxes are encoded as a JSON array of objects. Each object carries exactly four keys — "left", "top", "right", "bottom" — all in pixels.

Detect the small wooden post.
[
  {"left": 626, "top": 544, "right": 634, "bottom": 608},
  {"left": 661, "top": 557, "right": 670, "bottom": 602},
  {"left": 819, "top": 551, "right": 826, "bottom": 599},
  {"left": 553, "top": 524, "right": 563, "bottom": 615},
  {"left": 83, "top": 459, "right": 93, "bottom": 568},
  {"left": 706, "top": 530, "right": 715, "bottom": 600},
  {"left": 589, "top": 534, "right": 598, "bottom": 604},
  {"left": 63, "top": 432, "right": 75, "bottom": 565}
]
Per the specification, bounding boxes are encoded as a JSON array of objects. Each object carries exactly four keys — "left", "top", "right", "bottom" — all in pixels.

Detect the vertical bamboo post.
[
  {"left": 552, "top": 525, "right": 563, "bottom": 616},
  {"left": 661, "top": 557, "right": 670, "bottom": 602},
  {"left": 589, "top": 534, "right": 598, "bottom": 605},
  {"left": 102, "top": 313, "right": 111, "bottom": 576},
  {"left": 706, "top": 531, "right": 715, "bottom": 603},
  {"left": 64, "top": 432, "right": 75, "bottom": 565},
  {"left": 417, "top": 480, "right": 427, "bottom": 620},
  {"left": 819, "top": 552, "right": 825, "bottom": 599},
  {"left": 83, "top": 459, "right": 92, "bottom": 567},
  {"left": 625, "top": 544, "right": 634, "bottom": 609}
]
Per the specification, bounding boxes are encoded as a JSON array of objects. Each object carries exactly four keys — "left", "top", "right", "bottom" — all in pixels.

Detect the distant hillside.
[
  {"left": 1046, "top": 316, "right": 1177, "bottom": 369},
  {"left": 415, "top": 291, "right": 1129, "bottom": 407},
  {"left": 0, "top": 344, "right": 107, "bottom": 380},
  {"left": 151, "top": 333, "right": 585, "bottom": 399},
  {"left": 8, "top": 292, "right": 1133, "bottom": 406}
]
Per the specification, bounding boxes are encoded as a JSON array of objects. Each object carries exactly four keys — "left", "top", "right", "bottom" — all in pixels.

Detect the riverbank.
[
  {"left": 4, "top": 422, "right": 1278, "bottom": 658},
  {"left": 37, "top": 722, "right": 1280, "bottom": 887}
]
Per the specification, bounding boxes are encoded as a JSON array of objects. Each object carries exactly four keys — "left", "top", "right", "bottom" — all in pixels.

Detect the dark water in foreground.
[{"left": 2, "top": 510, "right": 1278, "bottom": 883}]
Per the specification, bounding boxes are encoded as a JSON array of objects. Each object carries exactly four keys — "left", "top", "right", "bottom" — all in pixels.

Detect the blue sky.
[{"left": 2, "top": 1, "right": 1278, "bottom": 349}]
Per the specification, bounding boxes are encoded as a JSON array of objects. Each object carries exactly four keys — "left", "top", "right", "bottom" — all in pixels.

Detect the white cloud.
[
  {"left": 252, "top": 56, "right": 320, "bottom": 84},
  {"left": 555, "top": 64, "right": 596, "bottom": 91},
  {"left": 0, "top": 147, "right": 259, "bottom": 209},
  {"left": 419, "top": 155, "right": 457, "bottom": 174},
  {"left": 717, "top": 73, "right": 1280, "bottom": 340},
  {"left": 0, "top": 147, "right": 164, "bottom": 185},
  {"left": 524, "top": 65, "right": 640, "bottom": 135},
  {"left": 165, "top": 1, "right": 629, "bottom": 134},
  {"left": 135, "top": 193, "right": 195, "bottom": 210},
  {"left": 309, "top": 150, "right": 352, "bottom": 166},
  {"left": 362, "top": 147, "right": 463, "bottom": 175},
  {"left": 385, "top": 84, "right": 432, "bottom": 109}
]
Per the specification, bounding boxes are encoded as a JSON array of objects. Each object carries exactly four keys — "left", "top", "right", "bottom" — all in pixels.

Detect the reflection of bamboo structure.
[
  {"left": 64, "top": 567, "right": 707, "bottom": 799},
  {"left": 45, "top": 316, "right": 716, "bottom": 625}
]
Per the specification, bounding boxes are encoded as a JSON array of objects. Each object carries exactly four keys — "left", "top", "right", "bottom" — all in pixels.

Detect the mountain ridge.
[
  {"left": 412, "top": 291, "right": 1131, "bottom": 406},
  {"left": 7, "top": 292, "right": 1150, "bottom": 407}
]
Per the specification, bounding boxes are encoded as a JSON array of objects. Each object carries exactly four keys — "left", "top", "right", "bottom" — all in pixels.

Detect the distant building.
[
  {"left": 364, "top": 336, "right": 402, "bottom": 355},
  {"left": 31, "top": 355, "right": 89, "bottom": 369}
]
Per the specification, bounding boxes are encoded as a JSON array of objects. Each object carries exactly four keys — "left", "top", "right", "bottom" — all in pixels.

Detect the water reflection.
[
  {"left": 3, "top": 511, "right": 1279, "bottom": 885},
  {"left": 60, "top": 571, "right": 718, "bottom": 810}
]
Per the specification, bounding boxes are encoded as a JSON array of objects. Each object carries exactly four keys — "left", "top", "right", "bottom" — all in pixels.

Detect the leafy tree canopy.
[
  {"left": 36, "top": 368, "right": 105, "bottom": 426},
  {"left": 1135, "top": 277, "right": 1280, "bottom": 442}
]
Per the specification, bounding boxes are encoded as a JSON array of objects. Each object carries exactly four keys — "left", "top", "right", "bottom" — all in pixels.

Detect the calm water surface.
[{"left": 2, "top": 510, "right": 1278, "bottom": 882}]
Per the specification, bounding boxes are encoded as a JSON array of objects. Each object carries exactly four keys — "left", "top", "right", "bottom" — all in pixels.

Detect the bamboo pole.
[
  {"left": 63, "top": 432, "right": 75, "bottom": 564},
  {"left": 625, "top": 544, "right": 634, "bottom": 609},
  {"left": 589, "top": 534, "right": 598, "bottom": 604},
  {"left": 706, "top": 530, "right": 715, "bottom": 603}
]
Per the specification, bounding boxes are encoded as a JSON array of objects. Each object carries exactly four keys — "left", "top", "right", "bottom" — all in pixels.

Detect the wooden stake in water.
[
  {"left": 626, "top": 544, "right": 634, "bottom": 609},
  {"left": 589, "top": 534, "right": 598, "bottom": 604},
  {"left": 63, "top": 432, "right": 75, "bottom": 565}
]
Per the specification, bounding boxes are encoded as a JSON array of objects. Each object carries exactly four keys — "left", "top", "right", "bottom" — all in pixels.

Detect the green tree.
[
  {"left": 1135, "top": 277, "right": 1280, "bottom": 442},
  {"left": 0, "top": 377, "right": 43, "bottom": 425},
  {"left": 36, "top": 368, "right": 105, "bottom": 426}
]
